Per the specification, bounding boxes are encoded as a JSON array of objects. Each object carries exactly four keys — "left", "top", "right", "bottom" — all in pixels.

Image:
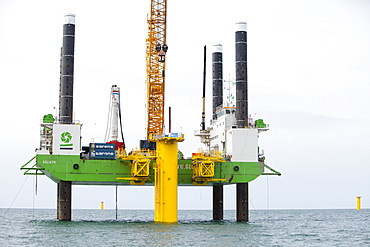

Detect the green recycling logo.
[
  {"left": 60, "top": 131, "right": 73, "bottom": 149},
  {"left": 60, "top": 132, "right": 72, "bottom": 143}
]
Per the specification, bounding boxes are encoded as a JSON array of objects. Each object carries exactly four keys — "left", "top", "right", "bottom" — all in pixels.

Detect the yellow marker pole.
[
  {"left": 153, "top": 136, "right": 184, "bottom": 223},
  {"left": 356, "top": 196, "right": 361, "bottom": 210},
  {"left": 100, "top": 201, "right": 104, "bottom": 210}
]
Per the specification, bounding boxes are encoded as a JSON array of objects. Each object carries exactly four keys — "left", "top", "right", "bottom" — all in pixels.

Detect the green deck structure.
[{"left": 21, "top": 153, "right": 279, "bottom": 186}]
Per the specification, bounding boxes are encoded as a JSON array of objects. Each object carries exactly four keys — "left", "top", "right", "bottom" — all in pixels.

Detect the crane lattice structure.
[{"left": 146, "top": 0, "right": 167, "bottom": 139}]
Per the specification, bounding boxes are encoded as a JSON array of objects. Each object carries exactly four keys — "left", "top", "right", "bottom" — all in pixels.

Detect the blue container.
[
  {"left": 90, "top": 143, "right": 115, "bottom": 150},
  {"left": 140, "top": 140, "right": 156, "bottom": 150},
  {"left": 89, "top": 149, "right": 115, "bottom": 160}
]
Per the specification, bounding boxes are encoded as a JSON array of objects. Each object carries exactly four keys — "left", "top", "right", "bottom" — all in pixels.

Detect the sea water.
[{"left": 1, "top": 208, "right": 369, "bottom": 246}]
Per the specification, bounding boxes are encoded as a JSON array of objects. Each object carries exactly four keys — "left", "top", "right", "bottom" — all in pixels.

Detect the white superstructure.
[
  {"left": 208, "top": 107, "right": 263, "bottom": 162},
  {"left": 209, "top": 107, "right": 236, "bottom": 152}
]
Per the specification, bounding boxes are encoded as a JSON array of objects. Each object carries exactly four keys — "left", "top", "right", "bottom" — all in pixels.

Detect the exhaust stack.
[{"left": 59, "top": 14, "right": 76, "bottom": 124}]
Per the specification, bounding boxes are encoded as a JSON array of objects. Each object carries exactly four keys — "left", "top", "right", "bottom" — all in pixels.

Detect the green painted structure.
[{"left": 22, "top": 154, "right": 270, "bottom": 186}]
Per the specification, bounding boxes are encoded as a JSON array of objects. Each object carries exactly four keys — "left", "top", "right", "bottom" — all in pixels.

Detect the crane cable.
[
  {"left": 2, "top": 176, "right": 29, "bottom": 217},
  {"left": 115, "top": 184, "right": 118, "bottom": 221},
  {"left": 267, "top": 176, "right": 270, "bottom": 220}
]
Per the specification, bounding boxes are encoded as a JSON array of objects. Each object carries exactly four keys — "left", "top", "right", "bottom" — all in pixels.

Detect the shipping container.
[
  {"left": 89, "top": 143, "right": 115, "bottom": 150},
  {"left": 89, "top": 149, "right": 115, "bottom": 160},
  {"left": 140, "top": 140, "right": 156, "bottom": 150}
]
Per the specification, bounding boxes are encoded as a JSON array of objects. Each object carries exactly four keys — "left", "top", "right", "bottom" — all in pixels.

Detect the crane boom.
[{"left": 146, "top": 0, "right": 167, "bottom": 139}]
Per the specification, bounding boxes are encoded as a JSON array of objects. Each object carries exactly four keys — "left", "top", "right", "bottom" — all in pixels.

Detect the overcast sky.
[{"left": 1, "top": 0, "right": 370, "bottom": 213}]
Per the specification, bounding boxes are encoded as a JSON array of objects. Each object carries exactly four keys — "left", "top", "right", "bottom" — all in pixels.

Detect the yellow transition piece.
[{"left": 153, "top": 136, "right": 184, "bottom": 223}]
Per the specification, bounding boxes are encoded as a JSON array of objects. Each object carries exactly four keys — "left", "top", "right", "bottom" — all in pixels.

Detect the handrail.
[
  {"left": 20, "top": 156, "right": 36, "bottom": 169},
  {"left": 262, "top": 163, "right": 281, "bottom": 176},
  {"left": 20, "top": 156, "right": 45, "bottom": 175}
]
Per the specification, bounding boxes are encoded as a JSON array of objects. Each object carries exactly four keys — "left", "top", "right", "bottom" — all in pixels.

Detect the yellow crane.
[
  {"left": 145, "top": 0, "right": 184, "bottom": 223},
  {"left": 146, "top": 0, "right": 167, "bottom": 139}
]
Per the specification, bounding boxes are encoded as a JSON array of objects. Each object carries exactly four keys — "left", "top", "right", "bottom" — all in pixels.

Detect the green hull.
[{"left": 33, "top": 154, "right": 264, "bottom": 186}]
